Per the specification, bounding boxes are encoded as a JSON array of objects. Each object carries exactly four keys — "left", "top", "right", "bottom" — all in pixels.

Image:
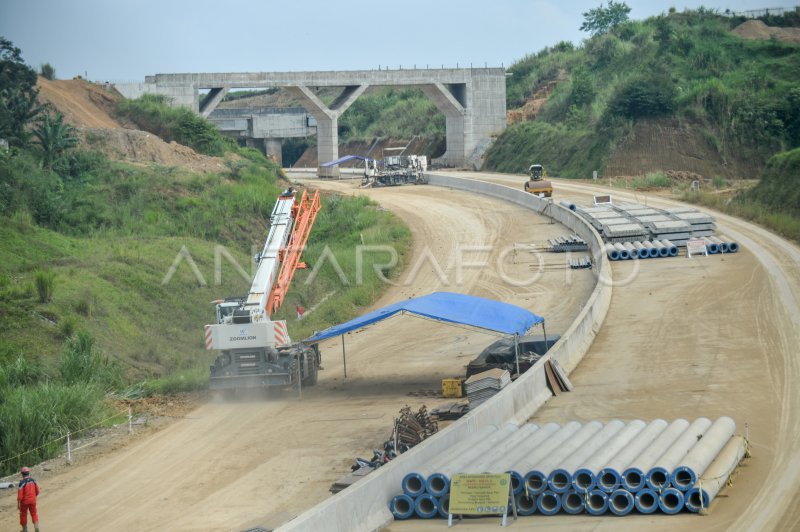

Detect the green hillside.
[
  {"left": 0, "top": 44, "right": 411, "bottom": 473},
  {"left": 486, "top": 8, "right": 800, "bottom": 177}
]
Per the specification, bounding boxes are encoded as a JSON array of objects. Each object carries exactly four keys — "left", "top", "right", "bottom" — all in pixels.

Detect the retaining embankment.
[{"left": 279, "top": 173, "right": 613, "bottom": 531}]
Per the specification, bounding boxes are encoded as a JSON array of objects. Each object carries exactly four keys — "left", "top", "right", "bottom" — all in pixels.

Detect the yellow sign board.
[{"left": 448, "top": 473, "right": 512, "bottom": 515}]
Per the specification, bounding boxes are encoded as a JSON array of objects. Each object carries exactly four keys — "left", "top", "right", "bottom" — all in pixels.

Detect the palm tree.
[{"left": 33, "top": 110, "right": 77, "bottom": 169}]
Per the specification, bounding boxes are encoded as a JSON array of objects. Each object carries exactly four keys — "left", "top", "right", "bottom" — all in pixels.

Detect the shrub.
[
  {"left": 34, "top": 269, "right": 55, "bottom": 303},
  {"left": 60, "top": 330, "right": 122, "bottom": 389},
  {"left": 607, "top": 75, "right": 676, "bottom": 119},
  {"left": 58, "top": 315, "right": 78, "bottom": 338},
  {"left": 39, "top": 63, "right": 56, "bottom": 80}
]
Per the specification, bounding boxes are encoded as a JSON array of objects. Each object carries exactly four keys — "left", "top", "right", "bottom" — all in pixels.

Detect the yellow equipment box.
[{"left": 442, "top": 377, "right": 465, "bottom": 398}]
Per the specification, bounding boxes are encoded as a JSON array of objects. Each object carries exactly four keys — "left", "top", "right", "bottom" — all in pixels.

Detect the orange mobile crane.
[{"left": 204, "top": 187, "right": 322, "bottom": 391}]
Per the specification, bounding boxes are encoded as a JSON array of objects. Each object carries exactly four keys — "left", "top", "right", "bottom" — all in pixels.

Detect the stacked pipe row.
[
  {"left": 701, "top": 236, "right": 740, "bottom": 254},
  {"left": 604, "top": 240, "right": 678, "bottom": 261},
  {"left": 389, "top": 417, "right": 744, "bottom": 519}
]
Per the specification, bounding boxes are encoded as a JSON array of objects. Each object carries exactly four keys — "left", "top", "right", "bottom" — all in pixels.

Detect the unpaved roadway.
[
  {"left": 390, "top": 173, "right": 800, "bottom": 532},
  {"left": 0, "top": 178, "right": 593, "bottom": 531}
]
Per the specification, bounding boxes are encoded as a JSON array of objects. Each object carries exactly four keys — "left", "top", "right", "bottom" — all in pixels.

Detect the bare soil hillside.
[
  {"left": 732, "top": 19, "right": 800, "bottom": 43},
  {"left": 36, "top": 78, "right": 229, "bottom": 173},
  {"left": 603, "top": 118, "right": 761, "bottom": 179}
]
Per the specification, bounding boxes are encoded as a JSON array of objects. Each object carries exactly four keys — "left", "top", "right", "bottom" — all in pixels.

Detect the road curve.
[
  {"left": 0, "top": 179, "right": 593, "bottom": 531},
  {"left": 455, "top": 172, "right": 800, "bottom": 531}
]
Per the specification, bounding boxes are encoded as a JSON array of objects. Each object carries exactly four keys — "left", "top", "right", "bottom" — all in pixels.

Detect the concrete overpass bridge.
[{"left": 115, "top": 68, "right": 507, "bottom": 176}]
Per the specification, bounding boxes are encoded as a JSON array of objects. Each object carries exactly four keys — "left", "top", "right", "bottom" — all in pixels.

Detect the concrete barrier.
[{"left": 278, "top": 173, "right": 613, "bottom": 531}]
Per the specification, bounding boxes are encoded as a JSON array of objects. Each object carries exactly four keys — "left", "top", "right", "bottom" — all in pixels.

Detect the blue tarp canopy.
[
  {"left": 303, "top": 291, "right": 543, "bottom": 343},
  {"left": 320, "top": 155, "right": 374, "bottom": 167}
]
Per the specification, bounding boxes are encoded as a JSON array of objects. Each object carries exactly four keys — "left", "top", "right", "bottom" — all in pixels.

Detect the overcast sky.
[{"left": 0, "top": 0, "right": 790, "bottom": 82}]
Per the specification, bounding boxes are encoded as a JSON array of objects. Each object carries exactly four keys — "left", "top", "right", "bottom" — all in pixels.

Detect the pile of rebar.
[
  {"left": 389, "top": 417, "right": 746, "bottom": 520},
  {"left": 395, "top": 405, "right": 438, "bottom": 447}
]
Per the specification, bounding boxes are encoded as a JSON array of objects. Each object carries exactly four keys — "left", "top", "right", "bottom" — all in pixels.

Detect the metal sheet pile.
[{"left": 389, "top": 417, "right": 747, "bottom": 519}]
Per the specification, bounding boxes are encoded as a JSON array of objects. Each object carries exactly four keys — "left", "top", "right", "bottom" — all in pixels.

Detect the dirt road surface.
[
  {"left": 0, "top": 178, "right": 592, "bottom": 531},
  {"left": 390, "top": 173, "right": 799, "bottom": 532}
]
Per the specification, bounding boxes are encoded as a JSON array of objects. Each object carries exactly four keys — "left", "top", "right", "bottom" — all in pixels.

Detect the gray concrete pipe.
[
  {"left": 605, "top": 244, "right": 620, "bottom": 261},
  {"left": 547, "top": 420, "right": 626, "bottom": 494},
  {"left": 486, "top": 422, "right": 561, "bottom": 494},
  {"left": 621, "top": 418, "right": 690, "bottom": 492},
  {"left": 709, "top": 235, "right": 739, "bottom": 253},
  {"left": 622, "top": 242, "right": 639, "bottom": 259},
  {"left": 685, "top": 435, "right": 747, "bottom": 513},
  {"left": 524, "top": 421, "right": 604, "bottom": 494},
  {"left": 632, "top": 241, "right": 650, "bottom": 259},
  {"left": 401, "top": 424, "right": 498, "bottom": 497},
  {"left": 514, "top": 421, "right": 582, "bottom": 496},
  {"left": 641, "top": 240, "right": 659, "bottom": 258},
  {"left": 613, "top": 242, "right": 630, "bottom": 260},
  {"left": 659, "top": 239, "right": 679, "bottom": 257},
  {"left": 465, "top": 423, "right": 540, "bottom": 474},
  {"left": 559, "top": 200, "right": 577, "bottom": 211},
  {"left": 671, "top": 416, "right": 736, "bottom": 491},
  {"left": 572, "top": 420, "right": 646, "bottom": 493},
  {"left": 645, "top": 417, "right": 712, "bottom": 491},
  {"left": 702, "top": 237, "right": 720, "bottom": 254},
  {"left": 652, "top": 240, "right": 670, "bottom": 258},
  {"left": 597, "top": 419, "right": 668, "bottom": 492},
  {"left": 426, "top": 423, "right": 520, "bottom": 497}
]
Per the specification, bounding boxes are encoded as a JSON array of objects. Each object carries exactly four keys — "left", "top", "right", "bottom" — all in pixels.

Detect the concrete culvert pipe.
[
  {"left": 437, "top": 493, "right": 450, "bottom": 518},
  {"left": 660, "top": 239, "right": 679, "bottom": 257},
  {"left": 501, "top": 423, "right": 561, "bottom": 495},
  {"left": 646, "top": 417, "right": 712, "bottom": 491},
  {"left": 414, "top": 493, "right": 439, "bottom": 519},
  {"left": 403, "top": 424, "right": 498, "bottom": 496},
  {"left": 572, "top": 420, "right": 647, "bottom": 493},
  {"left": 390, "top": 494, "right": 415, "bottom": 520},
  {"left": 671, "top": 417, "right": 736, "bottom": 492},
  {"left": 606, "top": 244, "right": 620, "bottom": 261},
  {"left": 516, "top": 422, "right": 582, "bottom": 496},
  {"left": 466, "top": 423, "right": 540, "bottom": 478},
  {"left": 514, "top": 492, "right": 537, "bottom": 516},
  {"left": 559, "top": 200, "right": 577, "bottom": 211},
  {"left": 653, "top": 241, "right": 670, "bottom": 258},
  {"left": 585, "top": 489, "right": 609, "bottom": 515},
  {"left": 608, "top": 489, "right": 635, "bottom": 516},
  {"left": 728, "top": 241, "right": 739, "bottom": 252},
  {"left": 561, "top": 490, "right": 585, "bottom": 515},
  {"left": 632, "top": 241, "right": 649, "bottom": 259},
  {"left": 685, "top": 436, "right": 747, "bottom": 513},
  {"left": 536, "top": 490, "right": 562, "bottom": 516},
  {"left": 549, "top": 420, "right": 625, "bottom": 494},
  {"left": 658, "top": 487, "right": 685, "bottom": 515},
  {"left": 598, "top": 419, "right": 668, "bottom": 493},
  {"left": 702, "top": 238, "right": 719, "bottom": 254},
  {"left": 613, "top": 242, "right": 630, "bottom": 260},
  {"left": 623, "top": 242, "right": 639, "bottom": 260},
  {"left": 622, "top": 419, "right": 690, "bottom": 492},
  {"left": 634, "top": 488, "right": 659, "bottom": 514},
  {"left": 642, "top": 240, "right": 659, "bottom": 258},
  {"left": 526, "top": 420, "right": 603, "bottom": 494},
  {"left": 426, "top": 424, "right": 518, "bottom": 497}
]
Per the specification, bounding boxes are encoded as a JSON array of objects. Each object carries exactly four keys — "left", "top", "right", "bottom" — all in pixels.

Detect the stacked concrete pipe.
[
  {"left": 685, "top": 435, "right": 747, "bottom": 513},
  {"left": 646, "top": 417, "right": 713, "bottom": 492}
]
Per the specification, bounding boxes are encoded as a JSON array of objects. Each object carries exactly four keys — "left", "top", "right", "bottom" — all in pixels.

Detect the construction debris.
[
  {"left": 430, "top": 402, "right": 469, "bottom": 421},
  {"left": 396, "top": 405, "right": 438, "bottom": 447}
]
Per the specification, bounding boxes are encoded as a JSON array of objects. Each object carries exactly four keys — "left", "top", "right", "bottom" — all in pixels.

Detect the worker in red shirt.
[
  {"left": 17, "top": 466, "right": 40, "bottom": 532},
  {"left": 296, "top": 304, "right": 305, "bottom": 320}
]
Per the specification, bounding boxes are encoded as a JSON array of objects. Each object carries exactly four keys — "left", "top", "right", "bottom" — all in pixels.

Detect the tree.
[
  {"left": 580, "top": 1, "right": 632, "bottom": 36},
  {"left": 40, "top": 62, "right": 56, "bottom": 80},
  {"left": 33, "top": 110, "right": 77, "bottom": 170},
  {"left": 0, "top": 37, "right": 39, "bottom": 147}
]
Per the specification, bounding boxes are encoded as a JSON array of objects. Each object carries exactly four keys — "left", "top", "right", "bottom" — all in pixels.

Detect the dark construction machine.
[
  {"left": 204, "top": 188, "right": 322, "bottom": 392},
  {"left": 524, "top": 164, "right": 553, "bottom": 197}
]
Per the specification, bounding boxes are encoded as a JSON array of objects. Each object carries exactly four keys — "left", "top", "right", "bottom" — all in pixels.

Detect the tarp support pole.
[
  {"left": 514, "top": 333, "right": 520, "bottom": 377},
  {"left": 542, "top": 320, "right": 548, "bottom": 347},
  {"left": 342, "top": 335, "right": 347, "bottom": 379}
]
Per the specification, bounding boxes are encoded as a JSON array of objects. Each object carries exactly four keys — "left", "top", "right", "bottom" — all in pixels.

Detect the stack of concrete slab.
[
  {"left": 672, "top": 212, "right": 716, "bottom": 238},
  {"left": 646, "top": 220, "right": 693, "bottom": 246},
  {"left": 464, "top": 368, "right": 511, "bottom": 409},
  {"left": 602, "top": 223, "right": 649, "bottom": 243}
]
